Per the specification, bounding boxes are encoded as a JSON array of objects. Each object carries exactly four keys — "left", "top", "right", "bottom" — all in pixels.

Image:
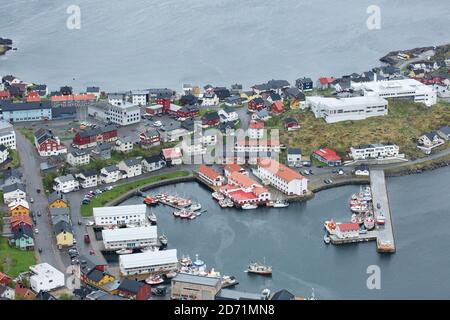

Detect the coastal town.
[{"left": 0, "top": 41, "right": 449, "bottom": 301}]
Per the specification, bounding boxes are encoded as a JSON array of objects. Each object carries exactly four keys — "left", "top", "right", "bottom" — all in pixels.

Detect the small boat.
[
  {"left": 179, "top": 210, "right": 192, "bottom": 219},
  {"left": 212, "top": 192, "right": 224, "bottom": 201},
  {"left": 179, "top": 255, "right": 192, "bottom": 267},
  {"left": 188, "top": 213, "right": 197, "bottom": 220},
  {"left": 270, "top": 199, "right": 290, "bottom": 208},
  {"left": 221, "top": 275, "right": 238, "bottom": 288},
  {"left": 173, "top": 210, "right": 181, "bottom": 217},
  {"left": 192, "top": 254, "right": 206, "bottom": 271},
  {"left": 364, "top": 217, "right": 375, "bottom": 230},
  {"left": 227, "top": 201, "right": 234, "bottom": 208},
  {"left": 189, "top": 203, "right": 202, "bottom": 211},
  {"left": 241, "top": 203, "right": 258, "bottom": 210},
  {"left": 165, "top": 271, "right": 177, "bottom": 279},
  {"left": 159, "top": 234, "right": 168, "bottom": 246},
  {"left": 218, "top": 199, "right": 229, "bottom": 208},
  {"left": 148, "top": 211, "right": 157, "bottom": 225},
  {"left": 323, "top": 235, "right": 331, "bottom": 244},
  {"left": 246, "top": 260, "right": 272, "bottom": 276},
  {"left": 143, "top": 196, "right": 159, "bottom": 206},
  {"left": 116, "top": 248, "right": 133, "bottom": 255},
  {"left": 145, "top": 275, "right": 164, "bottom": 285},
  {"left": 324, "top": 220, "right": 337, "bottom": 235}
]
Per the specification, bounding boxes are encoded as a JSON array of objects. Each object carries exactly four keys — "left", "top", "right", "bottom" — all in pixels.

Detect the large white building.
[
  {"left": 130, "top": 90, "right": 148, "bottom": 106},
  {"left": 256, "top": 158, "right": 308, "bottom": 196},
  {"left": 306, "top": 96, "right": 388, "bottom": 123},
  {"left": 53, "top": 174, "right": 79, "bottom": 193},
  {"left": 0, "top": 120, "right": 16, "bottom": 150},
  {"left": 93, "top": 204, "right": 147, "bottom": 227},
  {"left": 352, "top": 78, "right": 437, "bottom": 107},
  {"left": 29, "top": 263, "right": 65, "bottom": 293},
  {"left": 108, "top": 102, "right": 141, "bottom": 126},
  {"left": 350, "top": 143, "right": 400, "bottom": 160},
  {"left": 102, "top": 226, "right": 157, "bottom": 250},
  {"left": 119, "top": 249, "right": 178, "bottom": 276}
]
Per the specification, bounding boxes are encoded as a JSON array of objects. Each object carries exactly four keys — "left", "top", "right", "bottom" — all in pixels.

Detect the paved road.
[{"left": 16, "top": 132, "right": 69, "bottom": 272}]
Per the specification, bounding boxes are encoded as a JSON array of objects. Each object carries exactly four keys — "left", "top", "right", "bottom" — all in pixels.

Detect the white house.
[
  {"left": 102, "top": 226, "right": 157, "bottom": 250},
  {"left": 108, "top": 93, "right": 126, "bottom": 106},
  {"left": 350, "top": 143, "right": 400, "bottom": 160},
  {"left": 0, "top": 120, "right": 16, "bottom": 150},
  {"left": 256, "top": 158, "right": 308, "bottom": 196},
  {"left": 142, "top": 155, "right": 166, "bottom": 173},
  {"left": 417, "top": 131, "right": 445, "bottom": 153},
  {"left": 306, "top": 96, "right": 388, "bottom": 123},
  {"left": 100, "top": 165, "right": 122, "bottom": 184},
  {"left": 198, "top": 165, "right": 225, "bottom": 186},
  {"left": 2, "top": 183, "right": 26, "bottom": 204},
  {"left": 53, "top": 174, "right": 79, "bottom": 193},
  {"left": 108, "top": 102, "right": 141, "bottom": 126},
  {"left": 113, "top": 136, "right": 134, "bottom": 153},
  {"left": 75, "top": 170, "right": 98, "bottom": 189},
  {"left": 235, "top": 140, "right": 281, "bottom": 154},
  {"left": 118, "top": 157, "right": 142, "bottom": 178},
  {"left": 119, "top": 249, "right": 178, "bottom": 277},
  {"left": 93, "top": 204, "right": 147, "bottom": 227},
  {"left": 248, "top": 121, "right": 264, "bottom": 140},
  {"left": 0, "top": 284, "right": 15, "bottom": 299},
  {"left": 218, "top": 107, "right": 238, "bottom": 123},
  {"left": 201, "top": 92, "right": 219, "bottom": 106},
  {"left": 335, "top": 223, "right": 360, "bottom": 239},
  {"left": 130, "top": 90, "right": 148, "bottom": 106},
  {"left": 67, "top": 150, "right": 90, "bottom": 166},
  {"left": 354, "top": 165, "right": 370, "bottom": 176},
  {"left": 29, "top": 263, "right": 65, "bottom": 293},
  {"left": 287, "top": 148, "right": 302, "bottom": 167},
  {"left": 437, "top": 125, "right": 450, "bottom": 140},
  {"left": 0, "top": 145, "right": 9, "bottom": 164}
]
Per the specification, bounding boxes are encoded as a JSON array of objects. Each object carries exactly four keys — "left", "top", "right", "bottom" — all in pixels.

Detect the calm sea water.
[
  {"left": 1, "top": 0, "right": 449, "bottom": 91},
  {"left": 120, "top": 167, "right": 450, "bottom": 299}
]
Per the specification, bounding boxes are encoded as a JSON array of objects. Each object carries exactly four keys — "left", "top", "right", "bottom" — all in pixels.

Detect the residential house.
[
  {"left": 76, "top": 170, "right": 98, "bottom": 189},
  {"left": 256, "top": 158, "right": 308, "bottom": 196},
  {"left": 91, "top": 142, "right": 112, "bottom": 160},
  {"left": 266, "top": 93, "right": 282, "bottom": 104},
  {"left": 179, "top": 94, "right": 198, "bottom": 106},
  {"left": 49, "top": 207, "right": 71, "bottom": 226},
  {"left": 108, "top": 93, "right": 126, "bottom": 106},
  {"left": 201, "top": 92, "right": 219, "bottom": 106},
  {"left": 213, "top": 87, "right": 231, "bottom": 101},
  {"left": 0, "top": 272, "right": 12, "bottom": 286},
  {"left": 0, "top": 168, "right": 22, "bottom": 188},
  {"left": 162, "top": 147, "right": 183, "bottom": 166},
  {"left": 67, "top": 150, "right": 90, "bottom": 166},
  {"left": 0, "top": 284, "right": 15, "bottom": 300},
  {"left": 223, "top": 164, "right": 247, "bottom": 177},
  {"left": 235, "top": 139, "right": 281, "bottom": 154},
  {"left": 10, "top": 215, "right": 33, "bottom": 232},
  {"left": 287, "top": 148, "right": 302, "bottom": 167},
  {"left": 73, "top": 125, "right": 118, "bottom": 149},
  {"left": 202, "top": 111, "right": 220, "bottom": 127},
  {"left": 3, "top": 183, "right": 26, "bottom": 204},
  {"left": 117, "top": 279, "right": 151, "bottom": 300},
  {"left": 118, "top": 157, "right": 142, "bottom": 178},
  {"left": 100, "top": 165, "right": 122, "bottom": 184},
  {"left": 271, "top": 101, "right": 284, "bottom": 114},
  {"left": 0, "top": 120, "right": 16, "bottom": 150},
  {"left": 130, "top": 90, "right": 148, "bottom": 106},
  {"left": 437, "top": 125, "right": 450, "bottom": 140},
  {"left": 48, "top": 191, "right": 69, "bottom": 208},
  {"left": 0, "top": 145, "right": 8, "bottom": 164},
  {"left": 14, "top": 283, "right": 36, "bottom": 300},
  {"left": 248, "top": 97, "right": 265, "bottom": 112},
  {"left": 295, "top": 77, "right": 313, "bottom": 92},
  {"left": 350, "top": 143, "right": 400, "bottom": 160},
  {"left": 84, "top": 269, "right": 115, "bottom": 289},
  {"left": 113, "top": 136, "right": 134, "bottom": 153},
  {"left": 10, "top": 226, "right": 34, "bottom": 250},
  {"left": 53, "top": 174, "right": 79, "bottom": 193},
  {"left": 218, "top": 107, "right": 238, "bottom": 123},
  {"left": 60, "top": 86, "right": 73, "bottom": 96},
  {"left": 224, "top": 95, "right": 242, "bottom": 107},
  {"left": 312, "top": 148, "right": 342, "bottom": 166},
  {"left": 248, "top": 121, "right": 264, "bottom": 139},
  {"left": 171, "top": 273, "right": 222, "bottom": 300},
  {"left": 252, "top": 108, "right": 271, "bottom": 122},
  {"left": 418, "top": 131, "right": 444, "bottom": 148},
  {"left": 53, "top": 220, "right": 74, "bottom": 248},
  {"left": 284, "top": 117, "right": 300, "bottom": 131},
  {"left": 34, "top": 128, "right": 67, "bottom": 157},
  {"left": 316, "top": 77, "right": 336, "bottom": 90},
  {"left": 34, "top": 84, "right": 49, "bottom": 97},
  {"left": 8, "top": 199, "right": 30, "bottom": 217},
  {"left": 141, "top": 155, "right": 166, "bottom": 173},
  {"left": 139, "top": 129, "right": 161, "bottom": 148},
  {"left": 354, "top": 164, "right": 370, "bottom": 176},
  {"left": 155, "top": 90, "right": 173, "bottom": 112},
  {"left": 198, "top": 165, "right": 225, "bottom": 186},
  {"left": 86, "top": 86, "right": 101, "bottom": 99},
  {"left": 285, "top": 87, "right": 305, "bottom": 109}
]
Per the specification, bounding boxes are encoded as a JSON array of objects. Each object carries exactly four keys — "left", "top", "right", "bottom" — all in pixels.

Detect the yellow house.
[
  {"left": 48, "top": 191, "right": 69, "bottom": 209},
  {"left": 8, "top": 199, "right": 30, "bottom": 217},
  {"left": 53, "top": 220, "right": 74, "bottom": 247},
  {"left": 85, "top": 269, "right": 115, "bottom": 288},
  {"left": 240, "top": 91, "right": 257, "bottom": 102}
]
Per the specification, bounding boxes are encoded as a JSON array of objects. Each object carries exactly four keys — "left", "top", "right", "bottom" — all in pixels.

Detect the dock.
[{"left": 370, "top": 169, "right": 396, "bottom": 253}]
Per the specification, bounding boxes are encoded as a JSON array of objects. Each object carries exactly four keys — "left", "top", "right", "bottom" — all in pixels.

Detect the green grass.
[
  {"left": 80, "top": 171, "right": 191, "bottom": 216},
  {"left": 0, "top": 237, "right": 36, "bottom": 278},
  {"left": 8, "top": 149, "right": 20, "bottom": 168},
  {"left": 18, "top": 128, "right": 35, "bottom": 145}
]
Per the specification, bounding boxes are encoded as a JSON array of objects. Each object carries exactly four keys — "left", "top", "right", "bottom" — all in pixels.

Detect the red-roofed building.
[
  {"left": 10, "top": 215, "right": 33, "bottom": 232},
  {"left": 15, "top": 283, "right": 36, "bottom": 300},
  {"left": 317, "top": 77, "right": 336, "bottom": 89},
  {"left": 0, "top": 90, "right": 11, "bottom": 100},
  {"left": 312, "top": 148, "right": 342, "bottom": 166},
  {"left": 271, "top": 101, "right": 285, "bottom": 114},
  {"left": 51, "top": 94, "right": 97, "bottom": 107},
  {"left": 224, "top": 164, "right": 247, "bottom": 177},
  {"left": 336, "top": 223, "right": 359, "bottom": 239},
  {"left": 26, "top": 91, "right": 41, "bottom": 102},
  {"left": 220, "top": 172, "right": 271, "bottom": 205},
  {"left": 162, "top": 147, "right": 183, "bottom": 165},
  {"left": 0, "top": 272, "right": 11, "bottom": 286},
  {"left": 256, "top": 158, "right": 308, "bottom": 195},
  {"left": 198, "top": 165, "right": 225, "bottom": 186},
  {"left": 248, "top": 121, "right": 264, "bottom": 139}
]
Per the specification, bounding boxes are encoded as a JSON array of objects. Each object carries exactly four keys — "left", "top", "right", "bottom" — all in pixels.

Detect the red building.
[
  {"left": 26, "top": 91, "right": 41, "bottom": 102},
  {"left": 0, "top": 90, "right": 11, "bottom": 100},
  {"left": 271, "top": 100, "right": 285, "bottom": 114},
  {"left": 73, "top": 125, "right": 118, "bottom": 149},
  {"left": 145, "top": 105, "right": 163, "bottom": 116},
  {"left": 177, "top": 105, "right": 199, "bottom": 118},
  {"left": 312, "top": 148, "right": 342, "bottom": 166},
  {"left": 248, "top": 97, "right": 265, "bottom": 112},
  {"left": 284, "top": 117, "right": 299, "bottom": 129},
  {"left": 201, "top": 111, "right": 220, "bottom": 127},
  {"left": 0, "top": 272, "right": 12, "bottom": 286},
  {"left": 117, "top": 279, "right": 151, "bottom": 300},
  {"left": 10, "top": 215, "right": 33, "bottom": 232},
  {"left": 139, "top": 129, "right": 161, "bottom": 147},
  {"left": 51, "top": 93, "right": 97, "bottom": 107},
  {"left": 34, "top": 128, "right": 67, "bottom": 157}
]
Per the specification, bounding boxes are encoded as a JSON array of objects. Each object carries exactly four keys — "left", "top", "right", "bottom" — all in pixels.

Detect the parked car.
[
  {"left": 302, "top": 170, "right": 310, "bottom": 175},
  {"left": 30, "top": 198, "right": 34, "bottom": 203},
  {"left": 84, "top": 234, "right": 90, "bottom": 244},
  {"left": 34, "top": 228, "right": 39, "bottom": 234}
]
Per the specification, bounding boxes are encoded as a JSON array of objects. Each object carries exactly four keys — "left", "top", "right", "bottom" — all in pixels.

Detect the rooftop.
[
  {"left": 102, "top": 226, "right": 157, "bottom": 242},
  {"left": 119, "top": 249, "right": 178, "bottom": 269}
]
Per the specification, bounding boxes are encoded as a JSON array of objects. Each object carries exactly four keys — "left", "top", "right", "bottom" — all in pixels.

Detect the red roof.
[
  {"left": 162, "top": 147, "right": 182, "bottom": 159},
  {"left": 0, "top": 271, "right": 11, "bottom": 285},
  {"left": 228, "top": 190, "right": 258, "bottom": 201},
  {"left": 198, "top": 165, "right": 222, "bottom": 181},
  {"left": 271, "top": 101, "right": 284, "bottom": 113},
  {"left": 258, "top": 158, "right": 306, "bottom": 182},
  {"left": 51, "top": 93, "right": 96, "bottom": 102},
  {"left": 11, "top": 215, "right": 33, "bottom": 227},
  {"left": 318, "top": 77, "right": 336, "bottom": 85},
  {"left": 26, "top": 91, "right": 41, "bottom": 102},
  {"left": 229, "top": 171, "right": 257, "bottom": 189},
  {"left": 0, "top": 91, "right": 10, "bottom": 98},
  {"left": 224, "top": 163, "right": 243, "bottom": 173},
  {"left": 249, "top": 121, "right": 264, "bottom": 129},
  {"left": 338, "top": 223, "right": 360, "bottom": 232},
  {"left": 313, "top": 148, "right": 342, "bottom": 162}
]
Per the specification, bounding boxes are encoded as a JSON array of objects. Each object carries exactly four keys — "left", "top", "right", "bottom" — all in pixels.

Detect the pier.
[{"left": 370, "top": 169, "right": 396, "bottom": 253}]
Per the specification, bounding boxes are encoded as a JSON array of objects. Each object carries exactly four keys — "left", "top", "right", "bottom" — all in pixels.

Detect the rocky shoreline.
[{"left": 386, "top": 158, "right": 450, "bottom": 177}]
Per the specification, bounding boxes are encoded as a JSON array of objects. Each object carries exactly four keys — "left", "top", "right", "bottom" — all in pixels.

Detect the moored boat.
[
  {"left": 324, "top": 220, "right": 337, "bottom": 235},
  {"left": 159, "top": 234, "right": 168, "bottom": 246},
  {"left": 143, "top": 195, "right": 159, "bottom": 206},
  {"left": 246, "top": 260, "right": 272, "bottom": 276},
  {"left": 212, "top": 192, "right": 224, "bottom": 201},
  {"left": 148, "top": 211, "right": 157, "bottom": 225},
  {"left": 145, "top": 274, "right": 164, "bottom": 285},
  {"left": 323, "top": 235, "right": 331, "bottom": 244},
  {"left": 272, "top": 199, "right": 289, "bottom": 208},
  {"left": 241, "top": 203, "right": 258, "bottom": 210},
  {"left": 221, "top": 275, "right": 238, "bottom": 288},
  {"left": 116, "top": 248, "right": 133, "bottom": 255},
  {"left": 165, "top": 271, "right": 177, "bottom": 279},
  {"left": 179, "top": 255, "right": 192, "bottom": 267},
  {"left": 364, "top": 217, "right": 375, "bottom": 230},
  {"left": 189, "top": 203, "right": 202, "bottom": 211}
]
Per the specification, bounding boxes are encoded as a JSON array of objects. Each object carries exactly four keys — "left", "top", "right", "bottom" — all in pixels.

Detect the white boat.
[
  {"left": 221, "top": 275, "right": 238, "bottom": 288},
  {"left": 165, "top": 271, "right": 177, "bottom": 279},
  {"left": 189, "top": 203, "right": 202, "bottom": 211},
  {"left": 192, "top": 254, "right": 206, "bottom": 271},
  {"left": 179, "top": 255, "right": 192, "bottom": 267},
  {"left": 272, "top": 199, "right": 289, "bottom": 208},
  {"left": 116, "top": 248, "right": 133, "bottom": 255},
  {"left": 159, "top": 234, "right": 168, "bottom": 246},
  {"left": 241, "top": 203, "right": 258, "bottom": 210},
  {"left": 145, "top": 275, "right": 164, "bottom": 285},
  {"left": 148, "top": 211, "right": 157, "bottom": 225},
  {"left": 212, "top": 192, "right": 224, "bottom": 201},
  {"left": 323, "top": 235, "right": 331, "bottom": 244},
  {"left": 364, "top": 217, "right": 375, "bottom": 230},
  {"left": 246, "top": 259, "right": 272, "bottom": 276}
]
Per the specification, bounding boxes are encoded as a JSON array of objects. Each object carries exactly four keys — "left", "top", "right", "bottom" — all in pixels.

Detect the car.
[
  {"left": 89, "top": 250, "right": 95, "bottom": 255},
  {"left": 73, "top": 239, "right": 77, "bottom": 244},
  {"left": 302, "top": 170, "right": 310, "bottom": 175},
  {"left": 36, "top": 189, "right": 41, "bottom": 193},
  {"left": 85, "top": 221, "right": 94, "bottom": 227},
  {"left": 338, "top": 169, "right": 344, "bottom": 175},
  {"left": 106, "top": 186, "right": 113, "bottom": 191},
  {"left": 34, "top": 228, "right": 39, "bottom": 234},
  {"left": 154, "top": 121, "right": 162, "bottom": 127},
  {"left": 78, "top": 221, "right": 82, "bottom": 225},
  {"left": 37, "top": 211, "right": 41, "bottom": 217},
  {"left": 309, "top": 170, "right": 314, "bottom": 175},
  {"left": 30, "top": 198, "right": 34, "bottom": 203},
  {"left": 324, "top": 179, "right": 333, "bottom": 184},
  {"left": 38, "top": 248, "right": 43, "bottom": 253}
]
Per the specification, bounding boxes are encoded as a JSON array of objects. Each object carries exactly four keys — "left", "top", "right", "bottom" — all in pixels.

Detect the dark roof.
[
  {"left": 96, "top": 142, "right": 112, "bottom": 151},
  {"left": 284, "top": 117, "right": 298, "bottom": 124},
  {"left": 3, "top": 168, "right": 22, "bottom": 180},
  {"left": 48, "top": 191, "right": 67, "bottom": 204},
  {"left": 288, "top": 148, "right": 302, "bottom": 154},
  {"left": 355, "top": 164, "right": 370, "bottom": 171},
  {"left": 267, "top": 79, "right": 290, "bottom": 89},
  {"left": 53, "top": 220, "right": 73, "bottom": 234},
  {"left": 118, "top": 279, "right": 145, "bottom": 294},
  {"left": 78, "top": 125, "right": 116, "bottom": 138},
  {"left": 423, "top": 131, "right": 438, "bottom": 140},
  {"left": 271, "top": 289, "right": 295, "bottom": 300},
  {"left": 3, "top": 182, "right": 25, "bottom": 194},
  {"left": 123, "top": 157, "right": 141, "bottom": 167},
  {"left": 86, "top": 86, "right": 100, "bottom": 93},
  {"left": 144, "top": 154, "right": 164, "bottom": 164},
  {"left": 103, "top": 165, "right": 119, "bottom": 173},
  {"left": 86, "top": 269, "right": 105, "bottom": 283},
  {"left": 202, "top": 111, "right": 220, "bottom": 121},
  {"left": 0, "top": 145, "right": 7, "bottom": 152},
  {"left": 13, "top": 226, "right": 33, "bottom": 240},
  {"left": 36, "top": 291, "right": 57, "bottom": 300},
  {"left": 0, "top": 101, "right": 51, "bottom": 111},
  {"left": 78, "top": 169, "right": 97, "bottom": 178},
  {"left": 438, "top": 125, "right": 450, "bottom": 135}
]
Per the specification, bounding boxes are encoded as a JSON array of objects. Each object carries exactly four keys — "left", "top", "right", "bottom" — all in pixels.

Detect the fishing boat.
[
  {"left": 364, "top": 217, "right": 375, "bottom": 230},
  {"left": 212, "top": 192, "right": 224, "bottom": 201},
  {"left": 145, "top": 275, "right": 164, "bottom": 285},
  {"left": 376, "top": 213, "right": 385, "bottom": 225},
  {"left": 221, "top": 275, "right": 238, "bottom": 288},
  {"left": 159, "top": 234, "right": 168, "bottom": 246},
  {"left": 324, "top": 220, "right": 337, "bottom": 235},
  {"left": 143, "top": 195, "right": 159, "bottom": 206},
  {"left": 189, "top": 203, "right": 202, "bottom": 211},
  {"left": 272, "top": 199, "right": 289, "bottom": 208},
  {"left": 350, "top": 204, "right": 369, "bottom": 213},
  {"left": 148, "top": 211, "right": 157, "bottom": 225},
  {"left": 323, "top": 235, "right": 331, "bottom": 244},
  {"left": 192, "top": 254, "right": 206, "bottom": 271},
  {"left": 218, "top": 199, "right": 229, "bottom": 208},
  {"left": 241, "top": 203, "right": 258, "bottom": 210},
  {"left": 116, "top": 248, "right": 133, "bottom": 255},
  {"left": 246, "top": 259, "right": 272, "bottom": 276},
  {"left": 179, "top": 255, "right": 192, "bottom": 267},
  {"left": 227, "top": 200, "right": 234, "bottom": 208},
  {"left": 179, "top": 210, "right": 193, "bottom": 219},
  {"left": 172, "top": 210, "right": 181, "bottom": 217},
  {"left": 188, "top": 213, "right": 197, "bottom": 220}
]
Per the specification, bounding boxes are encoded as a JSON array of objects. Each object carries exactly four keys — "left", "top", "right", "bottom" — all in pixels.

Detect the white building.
[
  {"left": 2, "top": 183, "right": 26, "bottom": 204},
  {"left": 0, "top": 145, "right": 9, "bottom": 164},
  {"left": 93, "top": 204, "right": 147, "bottom": 227},
  {"left": 256, "top": 158, "right": 308, "bottom": 196},
  {"left": 352, "top": 78, "right": 437, "bottom": 107},
  {"left": 53, "top": 174, "right": 79, "bottom": 193},
  {"left": 117, "top": 158, "right": 142, "bottom": 178},
  {"left": 130, "top": 90, "right": 148, "bottom": 106},
  {"left": 287, "top": 148, "right": 302, "bottom": 167},
  {"left": 67, "top": 150, "right": 90, "bottom": 166},
  {"left": 102, "top": 226, "right": 157, "bottom": 250},
  {"left": 29, "top": 263, "right": 65, "bottom": 293},
  {"left": 350, "top": 143, "right": 400, "bottom": 160},
  {"left": 335, "top": 223, "right": 360, "bottom": 239},
  {"left": 235, "top": 140, "right": 281, "bottom": 153},
  {"left": 119, "top": 249, "right": 178, "bottom": 276},
  {"left": 100, "top": 165, "right": 122, "bottom": 184},
  {"left": 141, "top": 155, "right": 166, "bottom": 173},
  {"left": 108, "top": 93, "right": 125, "bottom": 106},
  {"left": 306, "top": 96, "right": 388, "bottom": 123},
  {"left": 248, "top": 121, "right": 264, "bottom": 140},
  {"left": 201, "top": 93, "right": 219, "bottom": 106},
  {"left": 218, "top": 107, "right": 238, "bottom": 122},
  {"left": 108, "top": 102, "right": 141, "bottom": 126},
  {"left": 75, "top": 170, "right": 98, "bottom": 189},
  {"left": 0, "top": 120, "right": 16, "bottom": 150},
  {"left": 113, "top": 137, "right": 134, "bottom": 153}
]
